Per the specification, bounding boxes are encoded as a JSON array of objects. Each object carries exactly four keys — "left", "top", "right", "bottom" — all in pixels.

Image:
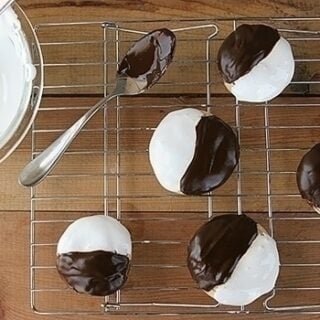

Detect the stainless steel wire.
[{"left": 30, "top": 18, "right": 320, "bottom": 315}]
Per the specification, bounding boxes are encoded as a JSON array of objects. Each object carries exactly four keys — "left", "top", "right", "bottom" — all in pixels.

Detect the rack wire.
[{"left": 29, "top": 17, "right": 320, "bottom": 315}]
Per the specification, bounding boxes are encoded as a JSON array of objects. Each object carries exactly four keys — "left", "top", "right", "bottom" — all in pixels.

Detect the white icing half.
[
  {"left": 0, "top": 6, "right": 36, "bottom": 148},
  {"left": 149, "top": 108, "right": 204, "bottom": 193},
  {"left": 57, "top": 215, "right": 132, "bottom": 258},
  {"left": 207, "top": 226, "right": 280, "bottom": 306},
  {"left": 228, "top": 37, "right": 295, "bottom": 102}
]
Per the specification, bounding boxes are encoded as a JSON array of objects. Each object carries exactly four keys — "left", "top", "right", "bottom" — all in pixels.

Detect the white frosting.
[
  {"left": 57, "top": 215, "right": 132, "bottom": 258},
  {"left": 207, "top": 226, "right": 280, "bottom": 306},
  {"left": 149, "top": 108, "right": 204, "bottom": 193},
  {"left": 228, "top": 37, "right": 295, "bottom": 102},
  {"left": 0, "top": 6, "right": 36, "bottom": 148}
]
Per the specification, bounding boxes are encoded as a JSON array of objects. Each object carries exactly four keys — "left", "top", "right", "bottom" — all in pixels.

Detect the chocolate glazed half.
[
  {"left": 217, "top": 24, "right": 280, "bottom": 83},
  {"left": 118, "top": 28, "right": 176, "bottom": 88},
  {"left": 56, "top": 250, "right": 130, "bottom": 296},
  {"left": 187, "top": 214, "right": 258, "bottom": 292},
  {"left": 180, "top": 115, "right": 239, "bottom": 195},
  {"left": 296, "top": 143, "right": 320, "bottom": 209}
]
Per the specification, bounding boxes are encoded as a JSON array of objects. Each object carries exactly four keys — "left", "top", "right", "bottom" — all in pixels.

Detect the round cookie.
[
  {"left": 187, "top": 214, "right": 280, "bottom": 306},
  {"left": 56, "top": 215, "right": 132, "bottom": 296},
  {"left": 296, "top": 143, "right": 320, "bottom": 214},
  {"left": 217, "top": 24, "right": 295, "bottom": 102},
  {"left": 149, "top": 108, "right": 239, "bottom": 195}
]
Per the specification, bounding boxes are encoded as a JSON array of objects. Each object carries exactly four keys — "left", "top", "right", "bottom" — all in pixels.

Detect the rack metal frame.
[{"left": 30, "top": 17, "right": 320, "bottom": 315}]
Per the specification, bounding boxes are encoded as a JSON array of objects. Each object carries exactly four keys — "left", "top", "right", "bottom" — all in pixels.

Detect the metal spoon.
[{"left": 19, "top": 28, "right": 176, "bottom": 187}]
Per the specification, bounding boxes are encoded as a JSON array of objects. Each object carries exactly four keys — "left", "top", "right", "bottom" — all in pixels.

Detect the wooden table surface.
[{"left": 1, "top": 1, "right": 320, "bottom": 319}]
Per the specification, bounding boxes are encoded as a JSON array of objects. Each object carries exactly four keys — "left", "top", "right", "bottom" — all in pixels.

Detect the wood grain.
[
  {"left": 2, "top": 212, "right": 320, "bottom": 320},
  {"left": 18, "top": 0, "right": 320, "bottom": 24},
  {"left": 1, "top": 1, "right": 320, "bottom": 319}
]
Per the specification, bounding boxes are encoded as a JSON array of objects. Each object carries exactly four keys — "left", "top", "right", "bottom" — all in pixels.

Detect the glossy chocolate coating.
[
  {"left": 217, "top": 24, "right": 280, "bottom": 83},
  {"left": 118, "top": 28, "right": 176, "bottom": 88},
  {"left": 297, "top": 143, "right": 320, "bottom": 209},
  {"left": 187, "top": 214, "right": 257, "bottom": 291},
  {"left": 56, "top": 250, "right": 130, "bottom": 296},
  {"left": 180, "top": 115, "right": 239, "bottom": 195}
]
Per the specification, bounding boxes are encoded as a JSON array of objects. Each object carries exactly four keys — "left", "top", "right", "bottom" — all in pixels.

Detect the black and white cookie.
[
  {"left": 149, "top": 108, "right": 239, "bottom": 195},
  {"left": 187, "top": 214, "right": 280, "bottom": 306},
  {"left": 218, "top": 24, "right": 295, "bottom": 102},
  {"left": 56, "top": 215, "right": 132, "bottom": 296},
  {"left": 297, "top": 143, "right": 320, "bottom": 214}
]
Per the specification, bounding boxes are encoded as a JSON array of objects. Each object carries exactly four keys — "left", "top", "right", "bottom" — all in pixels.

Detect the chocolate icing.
[
  {"left": 180, "top": 115, "right": 239, "bottom": 195},
  {"left": 118, "top": 28, "right": 176, "bottom": 88},
  {"left": 187, "top": 214, "right": 258, "bottom": 292},
  {"left": 56, "top": 250, "right": 130, "bottom": 296},
  {"left": 296, "top": 143, "right": 320, "bottom": 209},
  {"left": 217, "top": 24, "right": 280, "bottom": 83}
]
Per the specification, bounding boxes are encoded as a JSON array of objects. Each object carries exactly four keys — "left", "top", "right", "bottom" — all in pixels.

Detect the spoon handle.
[{"left": 19, "top": 93, "right": 118, "bottom": 187}]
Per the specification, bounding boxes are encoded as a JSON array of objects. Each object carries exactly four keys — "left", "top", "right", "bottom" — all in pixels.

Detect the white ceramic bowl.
[{"left": 0, "top": 3, "right": 43, "bottom": 163}]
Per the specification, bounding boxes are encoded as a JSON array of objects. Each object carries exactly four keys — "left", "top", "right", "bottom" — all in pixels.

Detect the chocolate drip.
[
  {"left": 297, "top": 143, "right": 320, "bottom": 209},
  {"left": 187, "top": 214, "right": 258, "bottom": 292},
  {"left": 217, "top": 24, "right": 280, "bottom": 83},
  {"left": 180, "top": 115, "right": 239, "bottom": 195},
  {"left": 118, "top": 28, "right": 176, "bottom": 88},
  {"left": 56, "top": 250, "right": 130, "bottom": 296}
]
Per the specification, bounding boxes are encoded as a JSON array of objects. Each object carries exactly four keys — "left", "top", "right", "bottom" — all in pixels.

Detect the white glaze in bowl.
[{"left": 0, "top": 3, "right": 43, "bottom": 163}]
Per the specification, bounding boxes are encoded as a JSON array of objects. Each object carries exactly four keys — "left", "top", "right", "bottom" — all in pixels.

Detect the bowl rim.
[{"left": 0, "top": 2, "right": 44, "bottom": 164}]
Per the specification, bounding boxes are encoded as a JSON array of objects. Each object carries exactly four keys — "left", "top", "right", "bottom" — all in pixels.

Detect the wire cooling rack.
[{"left": 29, "top": 18, "right": 320, "bottom": 315}]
